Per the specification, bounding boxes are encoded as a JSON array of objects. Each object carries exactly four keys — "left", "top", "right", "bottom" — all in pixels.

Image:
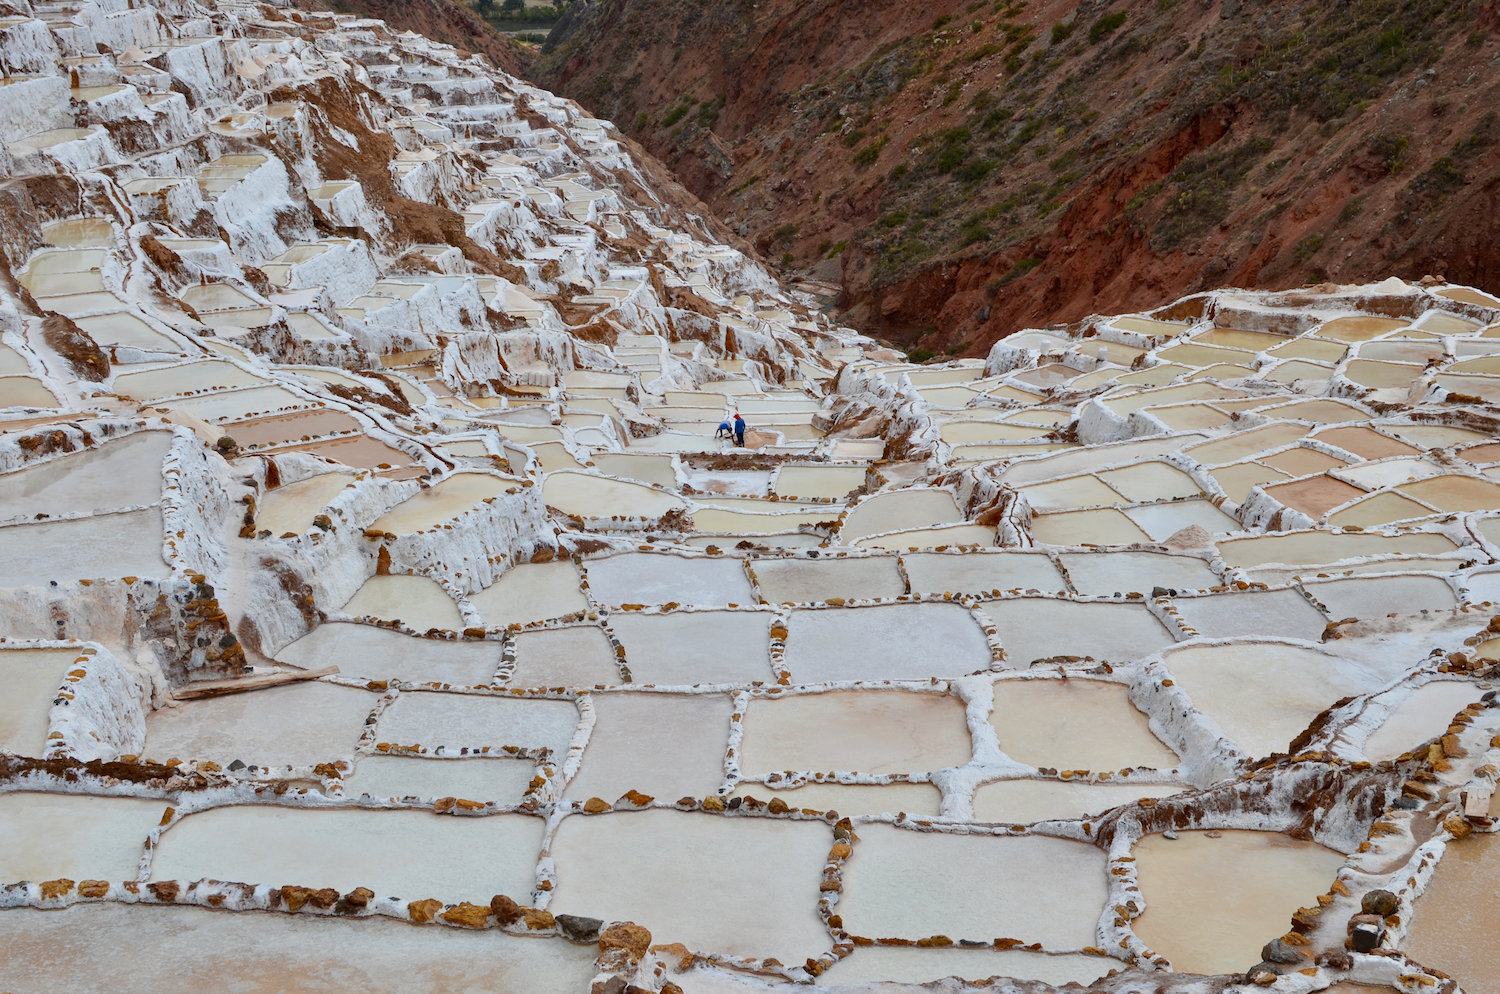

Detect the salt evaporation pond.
[
  {"left": 0, "top": 900, "right": 599, "bottom": 993},
  {"left": 0, "top": 508, "right": 167, "bottom": 587},
  {"left": 740, "top": 690, "right": 972, "bottom": 776},
  {"left": 549, "top": 809, "right": 830, "bottom": 964},
  {"left": 143, "top": 682, "right": 375, "bottom": 768},
  {"left": 983, "top": 598, "right": 1174, "bottom": 666},
  {"left": 339, "top": 574, "right": 463, "bottom": 630},
  {"left": 990, "top": 679, "right": 1179, "bottom": 771},
  {"left": 1132, "top": 830, "right": 1346, "bottom": 975},
  {"left": 608, "top": 611, "right": 772, "bottom": 684},
  {"left": 276, "top": 623, "right": 500, "bottom": 685},
  {"left": 508, "top": 626, "right": 620, "bottom": 687},
  {"left": 901, "top": 550, "right": 1066, "bottom": 594},
  {"left": 837, "top": 824, "right": 1107, "bottom": 948},
  {"left": 730, "top": 781, "right": 942, "bottom": 816},
  {"left": 812, "top": 946, "right": 1112, "bottom": 986},
  {"left": 0, "top": 648, "right": 78, "bottom": 755},
  {"left": 254, "top": 473, "right": 352, "bottom": 536},
  {"left": 751, "top": 554, "right": 905, "bottom": 602},
  {"left": 782, "top": 602, "right": 992, "bottom": 680},
  {"left": 0, "top": 793, "right": 165, "bottom": 883},
  {"left": 566, "top": 693, "right": 733, "bottom": 801},
  {"left": 973, "top": 779, "right": 1184, "bottom": 823},
  {"left": 0, "top": 430, "right": 171, "bottom": 518},
  {"left": 1160, "top": 643, "right": 1402, "bottom": 759},
  {"left": 468, "top": 560, "right": 587, "bottom": 627},
  {"left": 376, "top": 692, "right": 579, "bottom": 755},
  {"left": 541, "top": 470, "right": 686, "bottom": 518},
  {"left": 1360, "top": 680, "right": 1485, "bottom": 761},
  {"left": 152, "top": 807, "right": 544, "bottom": 907},
  {"left": 584, "top": 553, "right": 754, "bottom": 606},
  {"left": 369, "top": 473, "right": 509, "bottom": 533},
  {"left": 1405, "top": 832, "right": 1500, "bottom": 994}
]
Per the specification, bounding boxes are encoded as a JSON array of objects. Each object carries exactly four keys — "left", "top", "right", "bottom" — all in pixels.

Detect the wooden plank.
[{"left": 173, "top": 666, "right": 340, "bottom": 700}]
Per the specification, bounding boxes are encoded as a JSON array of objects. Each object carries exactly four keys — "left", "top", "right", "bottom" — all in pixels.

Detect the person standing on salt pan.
[
  {"left": 733, "top": 411, "right": 746, "bottom": 447},
  {"left": 716, "top": 417, "right": 732, "bottom": 440}
]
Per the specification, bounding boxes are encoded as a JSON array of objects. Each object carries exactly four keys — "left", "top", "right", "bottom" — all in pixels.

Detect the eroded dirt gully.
[{"left": 530, "top": 0, "right": 1500, "bottom": 355}]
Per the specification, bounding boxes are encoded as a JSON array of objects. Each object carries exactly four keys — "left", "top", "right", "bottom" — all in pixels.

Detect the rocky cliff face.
[{"left": 530, "top": 0, "right": 1500, "bottom": 356}]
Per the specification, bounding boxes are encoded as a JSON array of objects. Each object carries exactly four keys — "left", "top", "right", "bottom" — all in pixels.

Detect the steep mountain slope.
[{"left": 530, "top": 0, "right": 1500, "bottom": 356}]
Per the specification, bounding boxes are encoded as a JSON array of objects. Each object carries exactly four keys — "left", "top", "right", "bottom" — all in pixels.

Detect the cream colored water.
[
  {"left": 1162, "top": 643, "right": 1403, "bottom": 758},
  {"left": 566, "top": 693, "right": 733, "bottom": 802},
  {"left": 153, "top": 806, "right": 543, "bottom": 906},
  {"left": 752, "top": 555, "right": 904, "bottom": 602},
  {"left": 377, "top": 692, "right": 579, "bottom": 755},
  {"left": 508, "top": 626, "right": 620, "bottom": 688},
  {"left": 1405, "top": 832, "right": 1500, "bottom": 994},
  {"left": 144, "top": 682, "right": 375, "bottom": 767},
  {"left": 984, "top": 598, "right": 1174, "bottom": 667},
  {"left": 855, "top": 523, "right": 996, "bottom": 549},
  {"left": 990, "top": 679, "right": 1178, "bottom": 772},
  {"left": 1361, "top": 680, "right": 1483, "bottom": 761},
  {"left": 838, "top": 823, "right": 1106, "bottom": 948},
  {"left": 275, "top": 623, "right": 500, "bottom": 686},
  {"left": 839, "top": 489, "right": 962, "bottom": 542},
  {"left": 255, "top": 473, "right": 351, "bottom": 536},
  {"left": 740, "top": 691, "right": 972, "bottom": 776},
  {"left": 549, "top": 809, "right": 830, "bottom": 964},
  {"left": 0, "top": 793, "right": 166, "bottom": 884},
  {"left": 340, "top": 574, "right": 463, "bottom": 631},
  {"left": 0, "top": 903, "right": 598, "bottom": 994},
  {"left": 469, "top": 560, "right": 587, "bottom": 626},
  {"left": 783, "top": 602, "right": 992, "bottom": 680},
  {"left": 371, "top": 473, "right": 510, "bottom": 533},
  {"left": 0, "top": 649, "right": 75, "bottom": 756},
  {"left": 1133, "top": 830, "right": 1346, "bottom": 975},
  {"left": 773, "top": 464, "right": 866, "bottom": 499},
  {"left": 541, "top": 470, "right": 686, "bottom": 518}
]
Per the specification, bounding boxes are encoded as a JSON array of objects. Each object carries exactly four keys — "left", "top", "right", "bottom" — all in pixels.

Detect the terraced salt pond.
[
  {"left": 144, "top": 682, "right": 376, "bottom": 768},
  {"left": 549, "top": 810, "right": 830, "bottom": 964},
  {"left": 584, "top": 553, "right": 754, "bottom": 606},
  {"left": 740, "top": 690, "right": 972, "bottom": 776},
  {"left": 1160, "top": 643, "right": 1407, "bottom": 758},
  {"left": 275, "top": 623, "right": 501, "bottom": 685},
  {"left": 0, "top": 508, "right": 167, "bottom": 587},
  {"left": 837, "top": 824, "right": 1107, "bottom": 948},
  {"left": 783, "top": 602, "right": 992, "bottom": 680},
  {"left": 468, "top": 560, "right": 587, "bottom": 626},
  {"left": 152, "top": 807, "right": 544, "bottom": 907},
  {"left": 0, "top": 793, "right": 168, "bottom": 883},
  {"left": 0, "top": 648, "right": 80, "bottom": 755},
  {"left": 1132, "top": 830, "right": 1347, "bottom": 975},
  {"left": 0, "top": 430, "right": 171, "bottom": 519},
  {"left": 340, "top": 575, "right": 463, "bottom": 630},
  {"left": 254, "top": 472, "right": 352, "bottom": 536},
  {"left": 369, "top": 472, "right": 511, "bottom": 533},
  {"left": 990, "top": 679, "right": 1178, "bottom": 771}
]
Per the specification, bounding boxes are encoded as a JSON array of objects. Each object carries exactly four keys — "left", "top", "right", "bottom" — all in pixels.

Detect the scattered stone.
[
  {"left": 1361, "top": 889, "right": 1397, "bottom": 916},
  {"left": 556, "top": 914, "right": 604, "bottom": 943},
  {"left": 490, "top": 894, "right": 523, "bottom": 926},
  {"left": 1261, "top": 937, "right": 1303, "bottom": 964},
  {"left": 599, "top": 922, "right": 653, "bottom": 970}
]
